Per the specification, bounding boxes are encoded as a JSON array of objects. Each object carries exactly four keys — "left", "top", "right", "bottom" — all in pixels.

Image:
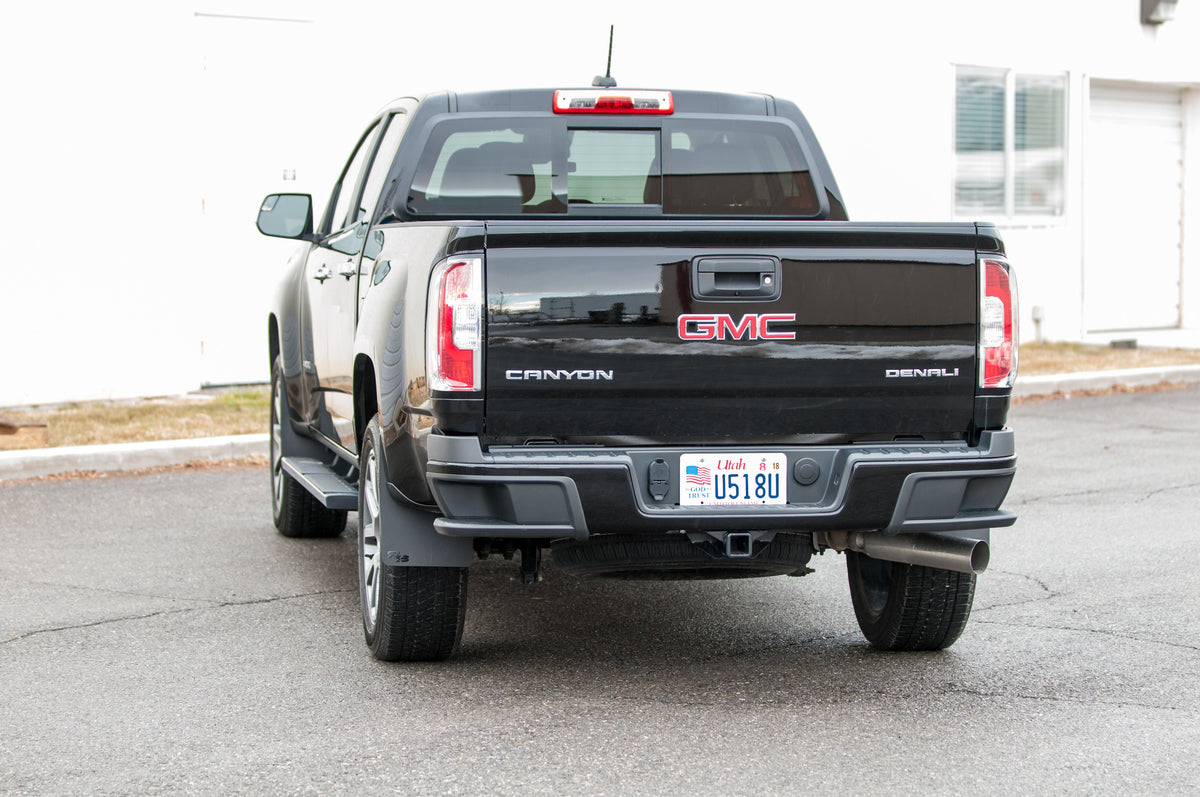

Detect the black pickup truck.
[{"left": 256, "top": 87, "right": 1018, "bottom": 661}]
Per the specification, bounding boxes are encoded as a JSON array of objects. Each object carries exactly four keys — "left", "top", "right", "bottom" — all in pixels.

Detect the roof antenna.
[{"left": 592, "top": 26, "right": 617, "bottom": 87}]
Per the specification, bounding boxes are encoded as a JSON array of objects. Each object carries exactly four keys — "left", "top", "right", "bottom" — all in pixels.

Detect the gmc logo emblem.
[{"left": 677, "top": 313, "right": 797, "bottom": 341}]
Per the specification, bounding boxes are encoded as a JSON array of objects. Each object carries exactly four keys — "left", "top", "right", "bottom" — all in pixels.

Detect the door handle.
[
  {"left": 337, "top": 261, "right": 358, "bottom": 280},
  {"left": 313, "top": 264, "right": 333, "bottom": 283}
]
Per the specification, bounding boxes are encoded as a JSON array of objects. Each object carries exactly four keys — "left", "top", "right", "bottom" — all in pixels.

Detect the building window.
[{"left": 955, "top": 67, "right": 1066, "bottom": 218}]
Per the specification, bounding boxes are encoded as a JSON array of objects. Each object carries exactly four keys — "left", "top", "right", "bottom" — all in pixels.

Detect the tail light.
[
  {"left": 980, "top": 258, "right": 1018, "bottom": 389},
  {"left": 427, "top": 256, "right": 482, "bottom": 392}
]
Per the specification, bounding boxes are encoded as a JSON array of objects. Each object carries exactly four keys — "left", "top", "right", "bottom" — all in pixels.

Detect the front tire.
[
  {"left": 846, "top": 550, "right": 975, "bottom": 651},
  {"left": 270, "top": 357, "right": 347, "bottom": 538},
  {"left": 359, "top": 416, "right": 467, "bottom": 661}
]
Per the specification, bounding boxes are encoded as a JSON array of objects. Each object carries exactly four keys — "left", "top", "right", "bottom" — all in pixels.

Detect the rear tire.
[
  {"left": 359, "top": 416, "right": 467, "bottom": 661},
  {"left": 846, "top": 550, "right": 975, "bottom": 651},
  {"left": 270, "top": 357, "right": 347, "bottom": 539}
]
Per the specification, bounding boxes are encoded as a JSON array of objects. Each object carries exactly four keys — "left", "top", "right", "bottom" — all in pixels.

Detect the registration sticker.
[{"left": 679, "top": 453, "right": 787, "bottom": 507}]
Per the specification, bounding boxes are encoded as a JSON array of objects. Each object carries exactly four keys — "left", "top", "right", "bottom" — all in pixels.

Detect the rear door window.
[
  {"left": 356, "top": 111, "right": 410, "bottom": 226},
  {"left": 323, "top": 120, "right": 381, "bottom": 236}
]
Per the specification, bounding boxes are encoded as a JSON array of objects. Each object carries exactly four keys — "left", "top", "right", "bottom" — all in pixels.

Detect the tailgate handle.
[{"left": 692, "top": 257, "right": 781, "bottom": 301}]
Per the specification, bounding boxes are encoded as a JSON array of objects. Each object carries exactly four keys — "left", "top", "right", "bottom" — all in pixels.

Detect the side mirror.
[{"left": 257, "top": 194, "right": 313, "bottom": 240}]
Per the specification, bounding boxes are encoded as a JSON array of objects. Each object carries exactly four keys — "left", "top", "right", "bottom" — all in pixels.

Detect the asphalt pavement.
[{"left": 1, "top": 385, "right": 1198, "bottom": 794}]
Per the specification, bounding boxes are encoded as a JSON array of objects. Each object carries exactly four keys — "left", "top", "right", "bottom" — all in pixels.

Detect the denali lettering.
[
  {"left": 506, "top": 369, "right": 614, "bottom": 381},
  {"left": 677, "top": 313, "right": 797, "bottom": 341},
  {"left": 885, "top": 368, "right": 961, "bottom": 378}
]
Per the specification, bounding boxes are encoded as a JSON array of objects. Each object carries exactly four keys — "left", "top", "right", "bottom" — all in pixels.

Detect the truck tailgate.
[{"left": 483, "top": 221, "right": 984, "bottom": 446}]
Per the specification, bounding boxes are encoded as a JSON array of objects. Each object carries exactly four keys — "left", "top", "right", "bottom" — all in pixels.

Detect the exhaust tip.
[
  {"left": 969, "top": 539, "right": 990, "bottom": 574},
  {"left": 857, "top": 532, "right": 991, "bottom": 575}
]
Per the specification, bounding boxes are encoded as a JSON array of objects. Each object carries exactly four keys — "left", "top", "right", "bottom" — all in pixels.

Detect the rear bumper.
[{"left": 423, "top": 430, "right": 1017, "bottom": 540}]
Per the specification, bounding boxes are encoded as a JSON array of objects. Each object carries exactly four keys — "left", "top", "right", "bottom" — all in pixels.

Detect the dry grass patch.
[{"left": 0, "top": 387, "right": 269, "bottom": 450}]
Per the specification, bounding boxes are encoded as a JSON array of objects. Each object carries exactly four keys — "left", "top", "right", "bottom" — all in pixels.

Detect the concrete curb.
[
  {"left": 1013, "top": 364, "right": 1200, "bottom": 398},
  {"left": 2, "top": 365, "right": 1197, "bottom": 481},
  {"left": 0, "top": 434, "right": 269, "bottom": 481}
]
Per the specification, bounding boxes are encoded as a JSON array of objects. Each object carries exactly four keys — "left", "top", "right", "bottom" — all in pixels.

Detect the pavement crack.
[
  {"left": 1012, "top": 480, "right": 1198, "bottom": 508},
  {"left": 2, "top": 588, "right": 355, "bottom": 645},
  {"left": 972, "top": 618, "right": 1200, "bottom": 653},
  {"left": 974, "top": 568, "right": 1060, "bottom": 611},
  {"left": 5, "top": 578, "right": 225, "bottom": 607},
  {"left": 1135, "top": 481, "right": 1200, "bottom": 503},
  {"left": 3, "top": 608, "right": 195, "bottom": 645},
  {"left": 1008, "top": 488, "right": 1109, "bottom": 507},
  {"left": 940, "top": 685, "right": 1183, "bottom": 712},
  {"left": 217, "top": 589, "right": 355, "bottom": 609}
]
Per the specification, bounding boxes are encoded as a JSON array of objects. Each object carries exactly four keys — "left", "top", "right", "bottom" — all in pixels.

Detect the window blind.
[{"left": 955, "top": 67, "right": 1066, "bottom": 218}]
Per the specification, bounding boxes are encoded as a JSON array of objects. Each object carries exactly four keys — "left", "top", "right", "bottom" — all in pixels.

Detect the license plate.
[{"left": 679, "top": 453, "right": 787, "bottom": 506}]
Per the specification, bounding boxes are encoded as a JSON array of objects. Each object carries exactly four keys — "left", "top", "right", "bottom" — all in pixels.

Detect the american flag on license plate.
[{"left": 685, "top": 465, "right": 711, "bottom": 485}]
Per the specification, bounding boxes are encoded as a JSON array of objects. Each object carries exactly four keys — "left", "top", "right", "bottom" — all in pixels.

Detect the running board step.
[{"left": 280, "top": 457, "right": 358, "bottom": 510}]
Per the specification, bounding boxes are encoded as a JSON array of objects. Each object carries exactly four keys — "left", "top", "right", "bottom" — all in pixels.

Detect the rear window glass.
[
  {"left": 405, "top": 117, "right": 821, "bottom": 218},
  {"left": 567, "top": 129, "right": 659, "bottom": 204},
  {"left": 663, "top": 122, "right": 820, "bottom": 215}
]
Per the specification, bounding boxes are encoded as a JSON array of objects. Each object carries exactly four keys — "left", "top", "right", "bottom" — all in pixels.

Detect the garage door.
[{"left": 1084, "top": 82, "right": 1184, "bottom": 332}]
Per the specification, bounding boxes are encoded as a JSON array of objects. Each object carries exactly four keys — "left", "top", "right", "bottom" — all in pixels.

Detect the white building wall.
[
  {"left": 1182, "top": 88, "right": 1200, "bottom": 331},
  {"left": 0, "top": 3, "right": 201, "bottom": 406},
  {"left": 1, "top": 0, "right": 1197, "bottom": 407}
]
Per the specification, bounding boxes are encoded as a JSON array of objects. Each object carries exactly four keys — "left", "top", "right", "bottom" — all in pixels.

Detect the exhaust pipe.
[{"left": 850, "top": 532, "right": 989, "bottom": 575}]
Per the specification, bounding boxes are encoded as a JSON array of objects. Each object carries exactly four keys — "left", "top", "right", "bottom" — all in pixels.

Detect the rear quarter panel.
[{"left": 355, "top": 222, "right": 484, "bottom": 505}]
